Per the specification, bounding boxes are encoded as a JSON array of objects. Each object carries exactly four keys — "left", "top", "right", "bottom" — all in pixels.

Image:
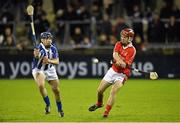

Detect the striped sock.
[
  {"left": 96, "top": 101, "right": 102, "bottom": 106},
  {"left": 105, "top": 104, "right": 112, "bottom": 112},
  {"left": 56, "top": 101, "right": 62, "bottom": 112},
  {"left": 43, "top": 96, "right": 50, "bottom": 106}
]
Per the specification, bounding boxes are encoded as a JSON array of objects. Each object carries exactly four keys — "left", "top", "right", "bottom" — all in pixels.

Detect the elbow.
[
  {"left": 113, "top": 52, "right": 117, "bottom": 59},
  {"left": 113, "top": 52, "right": 115, "bottom": 59}
]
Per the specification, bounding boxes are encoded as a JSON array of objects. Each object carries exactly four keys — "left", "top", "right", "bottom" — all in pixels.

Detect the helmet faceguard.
[
  {"left": 121, "top": 28, "right": 134, "bottom": 43},
  {"left": 40, "top": 32, "right": 53, "bottom": 48},
  {"left": 40, "top": 32, "right": 53, "bottom": 39}
]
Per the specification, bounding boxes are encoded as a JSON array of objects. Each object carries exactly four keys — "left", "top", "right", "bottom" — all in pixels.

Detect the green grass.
[{"left": 0, "top": 79, "right": 180, "bottom": 122}]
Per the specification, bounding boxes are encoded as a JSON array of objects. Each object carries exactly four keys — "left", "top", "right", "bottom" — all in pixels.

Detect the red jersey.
[{"left": 112, "top": 42, "right": 136, "bottom": 77}]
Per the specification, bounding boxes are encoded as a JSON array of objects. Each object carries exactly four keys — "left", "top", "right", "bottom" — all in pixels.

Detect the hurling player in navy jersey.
[{"left": 32, "top": 32, "right": 64, "bottom": 117}]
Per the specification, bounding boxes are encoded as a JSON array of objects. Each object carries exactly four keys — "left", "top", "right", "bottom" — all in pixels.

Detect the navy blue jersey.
[{"left": 32, "top": 43, "right": 59, "bottom": 70}]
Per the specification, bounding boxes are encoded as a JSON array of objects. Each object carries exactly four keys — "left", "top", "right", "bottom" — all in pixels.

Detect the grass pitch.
[{"left": 0, "top": 79, "right": 180, "bottom": 122}]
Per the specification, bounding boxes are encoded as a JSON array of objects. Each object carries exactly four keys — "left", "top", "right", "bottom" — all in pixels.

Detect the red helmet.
[{"left": 121, "top": 28, "right": 135, "bottom": 42}]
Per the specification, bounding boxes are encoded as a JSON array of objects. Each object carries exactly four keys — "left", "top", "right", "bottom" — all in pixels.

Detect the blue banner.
[{"left": 0, "top": 52, "right": 179, "bottom": 79}]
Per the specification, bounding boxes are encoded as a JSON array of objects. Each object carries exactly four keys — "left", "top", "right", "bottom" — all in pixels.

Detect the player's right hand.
[
  {"left": 34, "top": 49, "right": 39, "bottom": 58},
  {"left": 115, "top": 61, "right": 126, "bottom": 68}
]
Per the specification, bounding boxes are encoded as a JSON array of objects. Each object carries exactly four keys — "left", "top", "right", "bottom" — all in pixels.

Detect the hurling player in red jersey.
[{"left": 89, "top": 28, "right": 136, "bottom": 117}]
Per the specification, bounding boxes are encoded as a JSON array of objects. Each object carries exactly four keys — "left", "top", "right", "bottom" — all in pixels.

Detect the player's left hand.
[
  {"left": 120, "top": 63, "right": 126, "bottom": 68},
  {"left": 42, "top": 56, "right": 49, "bottom": 64}
]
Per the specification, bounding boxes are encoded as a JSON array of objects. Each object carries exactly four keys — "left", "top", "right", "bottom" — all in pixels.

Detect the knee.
[
  {"left": 38, "top": 84, "right": 45, "bottom": 90},
  {"left": 110, "top": 90, "right": 116, "bottom": 96},
  {"left": 52, "top": 87, "right": 60, "bottom": 94},
  {"left": 110, "top": 89, "right": 119, "bottom": 97},
  {"left": 97, "top": 88, "right": 103, "bottom": 95}
]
